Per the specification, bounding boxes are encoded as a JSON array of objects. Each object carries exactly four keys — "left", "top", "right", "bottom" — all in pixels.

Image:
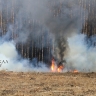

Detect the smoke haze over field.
[
  {"left": 0, "top": 38, "right": 49, "bottom": 72},
  {"left": 0, "top": 0, "right": 96, "bottom": 72}
]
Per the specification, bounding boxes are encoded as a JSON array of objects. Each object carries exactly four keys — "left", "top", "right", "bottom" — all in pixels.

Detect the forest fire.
[
  {"left": 51, "top": 59, "right": 79, "bottom": 73},
  {"left": 51, "top": 59, "right": 56, "bottom": 72},
  {"left": 51, "top": 59, "right": 64, "bottom": 72},
  {"left": 57, "top": 65, "right": 64, "bottom": 72}
]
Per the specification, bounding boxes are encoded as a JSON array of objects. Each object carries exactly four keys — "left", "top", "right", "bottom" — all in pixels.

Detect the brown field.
[{"left": 0, "top": 71, "right": 96, "bottom": 96}]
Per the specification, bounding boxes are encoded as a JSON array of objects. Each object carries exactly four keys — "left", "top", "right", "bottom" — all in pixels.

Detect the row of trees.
[{"left": 0, "top": 0, "right": 96, "bottom": 64}]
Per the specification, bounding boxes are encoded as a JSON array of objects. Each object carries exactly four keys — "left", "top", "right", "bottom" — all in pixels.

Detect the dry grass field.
[{"left": 0, "top": 71, "right": 96, "bottom": 96}]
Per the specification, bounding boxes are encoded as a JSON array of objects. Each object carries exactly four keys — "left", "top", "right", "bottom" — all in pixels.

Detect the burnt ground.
[{"left": 0, "top": 71, "right": 96, "bottom": 96}]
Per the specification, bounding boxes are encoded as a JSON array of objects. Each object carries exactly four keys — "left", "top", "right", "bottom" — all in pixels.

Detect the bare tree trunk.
[
  {"left": 12, "top": 0, "right": 14, "bottom": 40},
  {"left": 0, "top": 0, "right": 2, "bottom": 36}
]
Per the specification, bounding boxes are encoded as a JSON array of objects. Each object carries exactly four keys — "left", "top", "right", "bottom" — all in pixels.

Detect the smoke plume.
[{"left": 0, "top": 0, "right": 96, "bottom": 72}]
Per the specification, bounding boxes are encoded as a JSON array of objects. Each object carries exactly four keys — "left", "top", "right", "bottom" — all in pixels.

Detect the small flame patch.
[
  {"left": 51, "top": 59, "right": 64, "bottom": 72},
  {"left": 73, "top": 70, "right": 78, "bottom": 73},
  {"left": 58, "top": 65, "right": 64, "bottom": 72}
]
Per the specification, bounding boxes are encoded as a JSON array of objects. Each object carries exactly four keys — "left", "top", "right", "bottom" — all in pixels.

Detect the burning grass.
[
  {"left": 51, "top": 59, "right": 64, "bottom": 72},
  {"left": 0, "top": 71, "right": 96, "bottom": 96}
]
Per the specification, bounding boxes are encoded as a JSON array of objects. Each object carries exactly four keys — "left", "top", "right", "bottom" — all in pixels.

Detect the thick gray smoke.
[
  {"left": 65, "top": 34, "right": 96, "bottom": 72},
  {"left": 0, "top": 0, "right": 96, "bottom": 72},
  {"left": 0, "top": 37, "right": 49, "bottom": 72}
]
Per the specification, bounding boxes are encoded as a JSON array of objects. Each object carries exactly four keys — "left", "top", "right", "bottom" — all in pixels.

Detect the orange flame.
[
  {"left": 51, "top": 59, "right": 64, "bottom": 72},
  {"left": 58, "top": 65, "right": 64, "bottom": 72},
  {"left": 51, "top": 59, "right": 56, "bottom": 72},
  {"left": 73, "top": 70, "right": 78, "bottom": 73}
]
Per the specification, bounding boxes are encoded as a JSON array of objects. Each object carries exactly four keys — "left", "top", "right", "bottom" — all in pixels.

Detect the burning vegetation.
[
  {"left": 50, "top": 59, "right": 79, "bottom": 73},
  {"left": 51, "top": 59, "right": 64, "bottom": 72}
]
